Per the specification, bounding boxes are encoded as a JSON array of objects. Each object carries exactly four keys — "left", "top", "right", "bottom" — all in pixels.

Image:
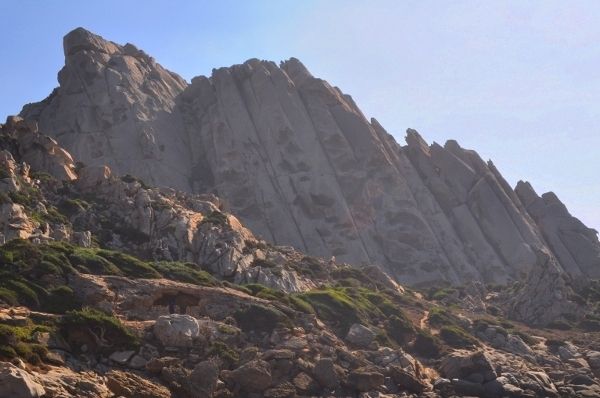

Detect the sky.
[{"left": 1, "top": 0, "right": 599, "bottom": 230}]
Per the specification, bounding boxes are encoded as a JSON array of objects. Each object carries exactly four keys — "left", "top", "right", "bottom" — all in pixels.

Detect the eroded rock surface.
[{"left": 21, "top": 28, "right": 600, "bottom": 292}]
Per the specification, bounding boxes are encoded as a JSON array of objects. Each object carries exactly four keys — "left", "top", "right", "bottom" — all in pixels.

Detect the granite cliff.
[{"left": 21, "top": 28, "right": 600, "bottom": 289}]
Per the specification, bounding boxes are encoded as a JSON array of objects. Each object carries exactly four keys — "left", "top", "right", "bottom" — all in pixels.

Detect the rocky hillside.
[
  {"left": 1, "top": 27, "right": 599, "bottom": 398},
  {"left": 0, "top": 103, "right": 598, "bottom": 398},
  {"left": 21, "top": 28, "right": 600, "bottom": 289}
]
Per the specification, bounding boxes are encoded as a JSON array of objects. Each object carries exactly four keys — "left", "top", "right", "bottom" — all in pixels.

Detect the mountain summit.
[{"left": 21, "top": 28, "right": 600, "bottom": 290}]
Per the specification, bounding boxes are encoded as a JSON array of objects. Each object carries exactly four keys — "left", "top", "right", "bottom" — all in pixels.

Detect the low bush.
[
  {"left": 439, "top": 326, "right": 479, "bottom": 348},
  {"left": 233, "top": 304, "right": 290, "bottom": 334},
  {"left": 412, "top": 329, "right": 444, "bottom": 358},
  {"left": 60, "top": 308, "right": 138, "bottom": 354}
]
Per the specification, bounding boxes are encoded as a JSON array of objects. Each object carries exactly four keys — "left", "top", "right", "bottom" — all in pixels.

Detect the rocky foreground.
[{"left": 0, "top": 117, "right": 599, "bottom": 398}]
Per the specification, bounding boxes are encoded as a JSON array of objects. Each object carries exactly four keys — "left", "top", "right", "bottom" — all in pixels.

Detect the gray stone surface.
[{"left": 20, "top": 28, "right": 600, "bottom": 297}]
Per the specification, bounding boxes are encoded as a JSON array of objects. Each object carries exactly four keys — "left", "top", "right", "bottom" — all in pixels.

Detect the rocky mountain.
[
  {"left": 0, "top": 117, "right": 599, "bottom": 398},
  {"left": 1, "top": 27, "right": 600, "bottom": 398},
  {"left": 21, "top": 28, "right": 600, "bottom": 289}
]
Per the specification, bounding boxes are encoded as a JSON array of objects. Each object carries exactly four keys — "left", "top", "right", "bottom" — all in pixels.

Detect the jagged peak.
[
  {"left": 405, "top": 128, "right": 431, "bottom": 154},
  {"left": 280, "top": 57, "right": 313, "bottom": 85},
  {"left": 63, "top": 27, "right": 121, "bottom": 57}
]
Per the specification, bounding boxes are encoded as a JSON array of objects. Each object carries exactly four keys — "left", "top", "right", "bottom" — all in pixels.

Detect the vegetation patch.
[
  {"left": 412, "top": 329, "right": 444, "bottom": 358},
  {"left": 439, "top": 325, "right": 479, "bottom": 348},
  {"left": 0, "top": 322, "right": 53, "bottom": 364},
  {"left": 152, "top": 262, "right": 216, "bottom": 285},
  {"left": 60, "top": 308, "right": 138, "bottom": 354},
  {"left": 233, "top": 303, "right": 290, "bottom": 334},
  {"left": 207, "top": 340, "right": 239, "bottom": 368},
  {"left": 200, "top": 211, "right": 229, "bottom": 226}
]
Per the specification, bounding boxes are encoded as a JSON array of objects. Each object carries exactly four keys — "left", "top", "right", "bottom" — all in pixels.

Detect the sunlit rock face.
[{"left": 21, "top": 27, "right": 600, "bottom": 287}]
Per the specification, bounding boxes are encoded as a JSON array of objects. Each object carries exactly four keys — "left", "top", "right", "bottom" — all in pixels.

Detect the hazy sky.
[{"left": 1, "top": 1, "right": 599, "bottom": 229}]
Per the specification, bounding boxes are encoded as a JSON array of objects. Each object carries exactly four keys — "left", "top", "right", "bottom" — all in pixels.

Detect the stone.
[
  {"left": 153, "top": 314, "right": 200, "bottom": 347},
  {"left": 439, "top": 350, "right": 497, "bottom": 382},
  {"left": 585, "top": 351, "right": 600, "bottom": 369},
  {"left": 146, "top": 357, "right": 181, "bottom": 374},
  {"left": 189, "top": 360, "right": 219, "bottom": 397},
  {"left": 129, "top": 355, "right": 148, "bottom": 369},
  {"left": 451, "top": 378, "right": 484, "bottom": 396},
  {"left": 0, "top": 362, "right": 45, "bottom": 398},
  {"left": 312, "top": 358, "right": 338, "bottom": 388},
  {"left": 345, "top": 324, "right": 376, "bottom": 348},
  {"left": 230, "top": 359, "right": 272, "bottom": 392},
  {"left": 293, "top": 372, "right": 319, "bottom": 395},
  {"left": 348, "top": 368, "right": 385, "bottom": 392},
  {"left": 389, "top": 365, "right": 428, "bottom": 393},
  {"left": 106, "top": 370, "right": 171, "bottom": 398},
  {"left": 569, "top": 374, "right": 596, "bottom": 386},
  {"left": 109, "top": 350, "right": 135, "bottom": 365}
]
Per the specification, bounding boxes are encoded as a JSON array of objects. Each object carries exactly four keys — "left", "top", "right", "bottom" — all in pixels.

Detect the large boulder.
[
  {"left": 389, "top": 365, "right": 429, "bottom": 393},
  {"left": 347, "top": 368, "right": 385, "bottom": 392},
  {"left": 189, "top": 360, "right": 219, "bottom": 397},
  {"left": 312, "top": 358, "right": 339, "bottom": 389},
  {"left": 0, "top": 362, "right": 45, "bottom": 398},
  {"left": 153, "top": 314, "right": 200, "bottom": 348},
  {"left": 229, "top": 359, "right": 272, "bottom": 393},
  {"left": 345, "top": 323, "right": 376, "bottom": 348},
  {"left": 439, "top": 350, "right": 497, "bottom": 382}
]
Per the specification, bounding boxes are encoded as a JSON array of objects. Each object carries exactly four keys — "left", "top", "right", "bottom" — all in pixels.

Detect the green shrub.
[
  {"left": 439, "top": 326, "right": 479, "bottom": 348},
  {"left": 96, "top": 250, "right": 160, "bottom": 278},
  {"left": 388, "top": 314, "right": 415, "bottom": 345},
  {"left": 57, "top": 198, "right": 89, "bottom": 217},
  {"left": 547, "top": 320, "right": 572, "bottom": 330},
  {"left": 430, "top": 287, "right": 458, "bottom": 301},
  {"left": 69, "top": 248, "right": 122, "bottom": 275},
  {"left": 0, "top": 323, "right": 52, "bottom": 363},
  {"left": 298, "top": 288, "right": 365, "bottom": 334},
  {"left": 207, "top": 340, "right": 239, "bottom": 367},
  {"left": 427, "top": 307, "right": 459, "bottom": 328},
  {"left": 43, "top": 286, "right": 81, "bottom": 314},
  {"left": 152, "top": 262, "right": 216, "bottom": 285},
  {"left": 233, "top": 304, "right": 289, "bottom": 334},
  {"left": 412, "top": 329, "right": 443, "bottom": 358},
  {"left": 60, "top": 308, "right": 138, "bottom": 354},
  {"left": 200, "top": 211, "right": 229, "bottom": 226},
  {"left": 0, "top": 287, "right": 17, "bottom": 305},
  {"left": 579, "top": 318, "right": 600, "bottom": 332}
]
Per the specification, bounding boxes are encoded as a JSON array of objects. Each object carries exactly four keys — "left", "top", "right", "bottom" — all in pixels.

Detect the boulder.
[
  {"left": 586, "top": 351, "right": 600, "bottom": 369},
  {"left": 389, "top": 365, "right": 429, "bottom": 393},
  {"left": 106, "top": 370, "right": 171, "bottom": 398},
  {"left": 312, "top": 358, "right": 338, "bottom": 389},
  {"left": 230, "top": 359, "right": 272, "bottom": 392},
  {"left": 292, "top": 372, "right": 319, "bottom": 395},
  {"left": 439, "top": 350, "right": 497, "bottom": 382},
  {"left": 153, "top": 314, "right": 200, "bottom": 348},
  {"left": 0, "top": 362, "right": 45, "bottom": 398},
  {"left": 189, "top": 360, "right": 219, "bottom": 397},
  {"left": 109, "top": 350, "right": 135, "bottom": 365},
  {"left": 348, "top": 368, "right": 384, "bottom": 392},
  {"left": 345, "top": 324, "right": 376, "bottom": 348}
]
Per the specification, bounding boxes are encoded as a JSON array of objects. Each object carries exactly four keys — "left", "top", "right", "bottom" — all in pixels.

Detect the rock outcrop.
[{"left": 20, "top": 28, "right": 600, "bottom": 289}]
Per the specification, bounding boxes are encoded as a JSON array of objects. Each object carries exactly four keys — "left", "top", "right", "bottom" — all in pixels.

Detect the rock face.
[
  {"left": 0, "top": 362, "right": 45, "bottom": 398},
  {"left": 20, "top": 28, "right": 600, "bottom": 288}
]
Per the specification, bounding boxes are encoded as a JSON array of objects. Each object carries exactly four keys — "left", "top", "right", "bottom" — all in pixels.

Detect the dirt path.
[{"left": 419, "top": 310, "right": 429, "bottom": 329}]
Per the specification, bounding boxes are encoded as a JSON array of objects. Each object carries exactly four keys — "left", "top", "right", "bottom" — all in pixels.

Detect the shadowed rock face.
[{"left": 21, "top": 27, "right": 600, "bottom": 287}]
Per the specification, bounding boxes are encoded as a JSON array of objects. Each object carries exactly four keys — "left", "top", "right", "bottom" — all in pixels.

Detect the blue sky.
[{"left": 1, "top": 1, "right": 599, "bottom": 229}]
